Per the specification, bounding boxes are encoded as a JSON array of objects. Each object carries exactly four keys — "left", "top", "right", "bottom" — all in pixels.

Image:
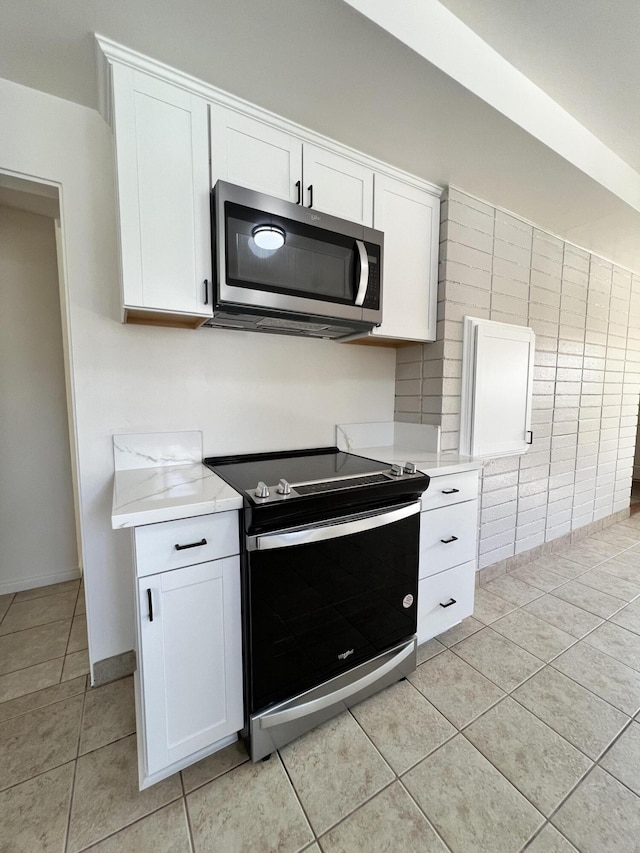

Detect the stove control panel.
[{"left": 248, "top": 467, "right": 427, "bottom": 503}]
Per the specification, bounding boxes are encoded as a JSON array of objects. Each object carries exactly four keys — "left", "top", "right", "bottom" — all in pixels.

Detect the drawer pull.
[
  {"left": 441, "top": 488, "right": 460, "bottom": 495},
  {"left": 440, "top": 598, "right": 457, "bottom": 608},
  {"left": 175, "top": 538, "right": 207, "bottom": 551},
  {"left": 440, "top": 535, "right": 459, "bottom": 544}
]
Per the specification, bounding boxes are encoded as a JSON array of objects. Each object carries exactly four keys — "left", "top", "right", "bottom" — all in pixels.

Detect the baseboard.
[
  {"left": 0, "top": 567, "right": 82, "bottom": 596},
  {"left": 92, "top": 650, "right": 136, "bottom": 687},
  {"left": 477, "top": 507, "right": 631, "bottom": 586}
]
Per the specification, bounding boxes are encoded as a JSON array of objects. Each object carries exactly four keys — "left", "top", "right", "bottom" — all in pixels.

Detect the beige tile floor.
[{"left": 1, "top": 517, "right": 640, "bottom": 852}]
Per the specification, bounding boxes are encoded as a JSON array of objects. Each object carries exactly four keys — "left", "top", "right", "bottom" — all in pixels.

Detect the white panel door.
[
  {"left": 372, "top": 175, "right": 439, "bottom": 341},
  {"left": 461, "top": 317, "right": 535, "bottom": 457},
  {"left": 112, "top": 64, "right": 211, "bottom": 317},
  {"left": 137, "top": 557, "right": 243, "bottom": 776},
  {"left": 210, "top": 104, "right": 302, "bottom": 202},
  {"left": 302, "top": 144, "right": 373, "bottom": 225}
]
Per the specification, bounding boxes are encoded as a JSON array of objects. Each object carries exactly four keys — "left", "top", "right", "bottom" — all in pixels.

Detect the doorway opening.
[{"left": 0, "top": 175, "right": 81, "bottom": 595}]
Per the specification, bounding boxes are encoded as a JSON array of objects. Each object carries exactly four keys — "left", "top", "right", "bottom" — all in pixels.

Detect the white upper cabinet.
[
  {"left": 301, "top": 144, "right": 373, "bottom": 225},
  {"left": 209, "top": 106, "right": 374, "bottom": 225},
  {"left": 460, "top": 317, "right": 536, "bottom": 457},
  {"left": 209, "top": 104, "right": 302, "bottom": 202},
  {"left": 371, "top": 174, "right": 440, "bottom": 342},
  {"left": 111, "top": 64, "right": 212, "bottom": 326},
  {"left": 98, "top": 39, "right": 443, "bottom": 340}
]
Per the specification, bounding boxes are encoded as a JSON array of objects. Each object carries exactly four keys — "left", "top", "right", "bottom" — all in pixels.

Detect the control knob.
[
  {"left": 390, "top": 463, "right": 404, "bottom": 477},
  {"left": 277, "top": 478, "right": 291, "bottom": 496},
  {"left": 254, "top": 481, "right": 269, "bottom": 499},
  {"left": 404, "top": 462, "right": 417, "bottom": 474}
]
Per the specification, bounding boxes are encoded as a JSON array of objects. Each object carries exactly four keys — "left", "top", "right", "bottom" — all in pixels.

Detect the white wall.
[
  {"left": 0, "top": 77, "right": 396, "bottom": 670},
  {"left": 0, "top": 206, "right": 78, "bottom": 592}
]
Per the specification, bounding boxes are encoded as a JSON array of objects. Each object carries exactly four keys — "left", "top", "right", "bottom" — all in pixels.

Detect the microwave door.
[{"left": 217, "top": 200, "right": 365, "bottom": 322}]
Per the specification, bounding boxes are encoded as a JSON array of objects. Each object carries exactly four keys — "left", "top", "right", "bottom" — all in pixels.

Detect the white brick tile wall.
[{"left": 395, "top": 187, "right": 640, "bottom": 571}]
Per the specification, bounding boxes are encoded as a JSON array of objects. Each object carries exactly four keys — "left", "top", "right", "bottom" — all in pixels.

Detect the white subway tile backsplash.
[
  {"left": 518, "top": 478, "right": 548, "bottom": 498},
  {"left": 546, "top": 520, "right": 572, "bottom": 539},
  {"left": 564, "top": 247, "right": 590, "bottom": 272},
  {"left": 446, "top": 240, "right": 492, "bottom": 272},
  {"left": 482, "top": 501, "right": 517, "bottom": 523},
  {"left": 479, "top": 528, "right": 516, "bottom": 554},
  {"left": 479, "top": 544, "right": 515, "bottom": 568},
  {"left": 448, "top": 189, "right": 494, "bottom": 218},
  {"left": 533, "top": 229, "right": 564, "bottom": 260},
  {"left": 396, "top": 379, "right": 422, "bottom": 397},
  {"left": 519, "top": 464, "right": 550, "bottom": 483},
  {"left": 493, "top": 256, "right": 530, "bottom": 284},
  {"left": 483, "top": 455, "right": 521, "bottom": 475},
  {"left": 481, "top": 485, "right": 519, "bottom": 508},
  {"left": 406, "top": 188, "right": 639, "bottom": 572}
]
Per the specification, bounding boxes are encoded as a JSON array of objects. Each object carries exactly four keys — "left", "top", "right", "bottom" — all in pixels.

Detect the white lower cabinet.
[
  {"left": 133, "top": 515, "right": 243, "bottom": 789},
  {"left": 417, "top": 470, "right": 479, "bottom": 644},
  {"left": 418, "top": 562, "right": 475, "bottom": 640}
]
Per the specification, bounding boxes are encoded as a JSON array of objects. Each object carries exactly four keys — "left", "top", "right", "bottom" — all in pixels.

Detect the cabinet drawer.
[
  {"left": 417, "top": 561, "right": 475, "bottom": 644},
  {"left": 421, "top": 470, "right": 479, "bottom": 511},
  {"left": 419, "top": 500, "right": 478, "bottom": 578},
  {"left": 135, "top": 512, "right": 239, "bottom": 577}
]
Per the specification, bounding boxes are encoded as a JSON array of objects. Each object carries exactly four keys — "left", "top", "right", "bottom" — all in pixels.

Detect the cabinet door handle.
[
  {"left": 295, "top": 180, "right": 301, "bottom": 205},
  {"left": 439, "top": 598, "right": 457, "bottom": 608},
  {"left": 175, "top": 538, "right": 207, "bottom": 551},
  {"left": 147, "top": 588, "right": 154, "bottom": 622},
  {"left": 440, "top": 535, "right": 459, "bottom": 544},
  {"left": 307, "top": 184, "right": 313, "bottom": 208},
  {"left": 203, "top": 279, "right": 209, "bottom": 305},
  {"left": 526, "top": 430, "right": 533, "bottom": 445},
  {"left": 441, "top": 488, "right": 460, "bottom": 495}
]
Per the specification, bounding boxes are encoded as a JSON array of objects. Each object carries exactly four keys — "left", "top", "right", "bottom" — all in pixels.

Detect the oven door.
[
  {"left": 245, "top": 501, "right": 420, "bottom": 716},
  {"left": 213, "top": 181, "right": 382, "bottom": 323}
]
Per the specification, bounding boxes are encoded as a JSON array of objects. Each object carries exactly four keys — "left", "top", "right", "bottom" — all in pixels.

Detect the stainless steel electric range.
[{"left": 204, "top": 446, "right": 429, "bottom": 761}]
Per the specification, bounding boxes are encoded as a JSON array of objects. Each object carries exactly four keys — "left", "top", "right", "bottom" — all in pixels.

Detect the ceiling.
[{"left": 1, "top": 0, "right": 639, "bottom": 272}]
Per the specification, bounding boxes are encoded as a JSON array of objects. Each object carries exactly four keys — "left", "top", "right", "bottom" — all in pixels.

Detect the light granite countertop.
[
  {"left": 354, "top": 446, "right": 482, "bottom": 477},
  {"left": 111, "top": 463, "right": 242, "bottom": 529}
]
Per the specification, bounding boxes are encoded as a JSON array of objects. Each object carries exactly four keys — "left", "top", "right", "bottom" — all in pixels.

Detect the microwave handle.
[{"left": 354, "top": 240, "right": 369, "bottom": 307}]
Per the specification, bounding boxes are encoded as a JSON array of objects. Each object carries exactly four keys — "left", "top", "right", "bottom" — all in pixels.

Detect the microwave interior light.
[{"left": 252, "top": 224, "right": 286, "bottom": 250}]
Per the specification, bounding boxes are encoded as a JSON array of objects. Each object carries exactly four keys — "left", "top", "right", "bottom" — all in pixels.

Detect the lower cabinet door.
[
  {"left": 137, "top": 557, "right": 243, "bottom": 778},
  {"left": 417, "top": 561, "right": 475, "bottom": 644}
]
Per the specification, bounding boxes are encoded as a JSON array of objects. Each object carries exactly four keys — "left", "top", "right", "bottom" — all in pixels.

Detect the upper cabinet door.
[
  {"left": 210, "top": 105, "right": 302, "bottom": 202},
  {"left": 371, "top": 175, "right": 440, "bottom": 342},
  {"left": 111, "top": 64, "right": 211, "bottom": 322},
  {"left": 302, "top": 144, "right": 374, "bottom": 225},
  {"left": 460, "top": 317, "right": 536, "bottom": 458}
]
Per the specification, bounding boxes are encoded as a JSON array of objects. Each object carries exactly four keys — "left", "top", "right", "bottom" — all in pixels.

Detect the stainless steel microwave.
[{"left": 203, "top": 181, "right": 383, "bottom": 340}]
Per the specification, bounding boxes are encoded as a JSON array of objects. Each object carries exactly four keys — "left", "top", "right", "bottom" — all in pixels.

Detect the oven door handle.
[
  {"left": 249, "top": 501, "right": 420, "bottom": 551},
  {"left": 259, "top": 640, "right": 415, "bottom": 729}
]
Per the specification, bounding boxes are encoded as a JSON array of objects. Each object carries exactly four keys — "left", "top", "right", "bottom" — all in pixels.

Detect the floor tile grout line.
[
  {"left": 0, "top": 652, "right": 67, "bottom": 681},
  {"left": 181, "top": 791, "right": 197, "bottom": 853},
  {"left": 72, "top": 795, "right": 186, "bottom": 853},
  {"left": 507, "top": 681, "right": 632, "bottom": 764},
  {"left": 395, "top": 775, "right": 455, "bottom": 853},
  {"left": 63, "top": 682, "right": 87, "bottom": 853},
  {"left": 0, "top": 675, "right": 87, "bottom": 724},
  {"left": 275, "top": 748, "right": 321, "bottom": 845},
  {"left": 458, "top": 723, "right": 592, "bottom": 827},
  {"left": 445, "top": 608, "right": 639, "bottom": 724}
]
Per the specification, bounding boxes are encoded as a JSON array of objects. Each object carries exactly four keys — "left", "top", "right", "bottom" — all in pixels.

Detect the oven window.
[
  {"left": 247, "top": 510, "right": 419, "bottom": 714},
  {"left": 225, "top": 202, "right": 357, "bottom": 304}
]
